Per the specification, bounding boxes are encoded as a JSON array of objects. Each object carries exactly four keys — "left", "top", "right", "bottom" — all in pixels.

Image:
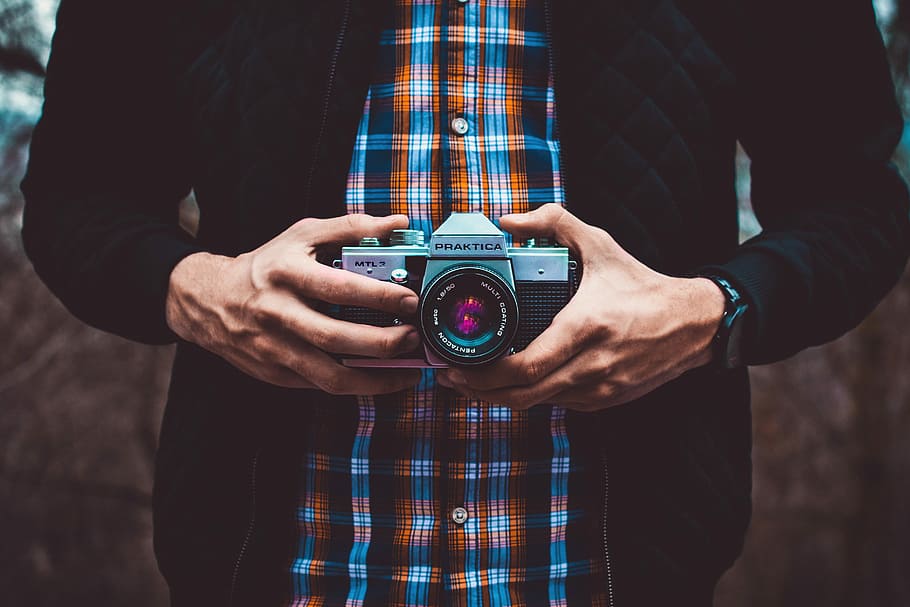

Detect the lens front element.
[
  {"left": 450, "top": 296, "right": 490, "bottom": 339},
  {"left": 420, "top": 267, "right": 519, "bottom": 365}
]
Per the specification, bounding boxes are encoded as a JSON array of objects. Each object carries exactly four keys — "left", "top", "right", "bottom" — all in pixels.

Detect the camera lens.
[
  {"left": 449, "top": 295, "right": 490, "bottom": 339},
  {"left": 419, "top": 266, "right": 519, "bottom": 365}
]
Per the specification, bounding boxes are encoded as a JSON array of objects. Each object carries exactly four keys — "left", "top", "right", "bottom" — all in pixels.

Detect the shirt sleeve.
[
  {"left": 698, "top": 0, "right": 910, "bottom": 365},
  {"left": 20, "top": 0, "right": 205, "bottom": 344}
]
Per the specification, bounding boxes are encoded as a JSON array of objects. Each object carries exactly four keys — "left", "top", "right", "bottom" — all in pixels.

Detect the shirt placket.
[
  {"left": 446, "top": 0, "right": 482, "bottom": 215},
  {"left": 443, "top": 2, "right": 484, "bottom": 606},
  {"left": 445, "top": 398, "right": 483, "bottom": 607}
]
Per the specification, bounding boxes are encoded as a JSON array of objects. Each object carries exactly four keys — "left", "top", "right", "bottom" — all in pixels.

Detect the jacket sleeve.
[
  {"left": 20, "top": 0, "right": 205, "bottom": 344},
  {"left": 700, "top": 0, "right": 910, "bottom": 365}
]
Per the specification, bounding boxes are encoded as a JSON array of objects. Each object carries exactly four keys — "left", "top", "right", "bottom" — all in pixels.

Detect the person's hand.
[
  {"left": 437, "top": 204, "right": 726, "bottom": 411},
  {"left": 166, "top": 214, "right": 422, "bottom": 394}
]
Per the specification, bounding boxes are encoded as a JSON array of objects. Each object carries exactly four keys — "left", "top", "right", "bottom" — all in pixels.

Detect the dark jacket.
[{"left": 20, "top": 0, "right": 910, "bottom": 605}]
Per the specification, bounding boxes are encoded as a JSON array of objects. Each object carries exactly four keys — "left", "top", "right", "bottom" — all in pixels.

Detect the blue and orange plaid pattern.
[{"left": 289, "top": 1, "right": 606, "bottom": 605}]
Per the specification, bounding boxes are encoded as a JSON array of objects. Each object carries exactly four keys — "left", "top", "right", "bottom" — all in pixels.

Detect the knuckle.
[
  {"left": 523, "top": 359, "right": 545, "bottom": 383},
  {"left": 577, "top": 318, "right": 601, "bottom": 341},
  {"left": 593, "top": 316, "right": 613, "bottom": 339},
  {"left": 250, "top": 253, "right": 279, "bottom": 285},
  {"left": 539, "top": 203, "right": 563, "bottom": 222},
  {"left": 596, "top": 382, "right": 616, "bottom": 402},
  {"left": 343, "top": 214, "right": 361, "bottom": 234},
  {"left": 594, "top": 350, "right": 613, "bottom": 374},
  {"left": 243, "top": 294, "right": 273, "bottom": 326},
  {"left": 583, "top": 358, "right": 606, "bottom": 383},
  {"left": 292, "top": 217, "right": 320, "bottom": 234},
  {"left": 248, "top": 334, "right": 276, "bottom": 359},
  {"left": 265, "top": 256, "right": 296, "bottom": 286},
  {"left": 551, "top": 206, "right": 576, "bottom": 234},
  {"left": 257, "top": 306, "right": 282, "bottom": 330},
  {"left": 287, "top": 217, "right": 324, "bottom": 240},
  {"left": 546, "top": 202, "right": 565, "bottom": 216},
  {"left": 377, "top": 332, "right": 399, "bottom": 358},
  {"left": 592, "top": 323, "right": 610, "bottom": 342}
]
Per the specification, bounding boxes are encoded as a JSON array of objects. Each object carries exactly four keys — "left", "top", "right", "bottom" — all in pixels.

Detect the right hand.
[{"left": 165, "top": 214, "right": 422, "bottom": 394}]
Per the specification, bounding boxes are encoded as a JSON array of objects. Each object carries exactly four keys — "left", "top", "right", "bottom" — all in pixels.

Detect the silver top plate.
[{"left": 429, "top": 213, "right": 508, "bottom": 257}]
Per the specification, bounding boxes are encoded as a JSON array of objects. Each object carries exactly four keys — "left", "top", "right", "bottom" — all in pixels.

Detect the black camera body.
[{"left": 331, "top": 213, "right": 578, "bottom": 367}]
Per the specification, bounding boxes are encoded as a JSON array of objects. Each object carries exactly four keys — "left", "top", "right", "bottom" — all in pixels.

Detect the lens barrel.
[{"left": 419, "top": 266, "right": 520, "bottom": 365}]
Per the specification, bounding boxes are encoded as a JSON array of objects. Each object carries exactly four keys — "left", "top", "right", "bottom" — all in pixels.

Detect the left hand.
[{"left": 437, "top": 204, "right": 726, "bottom": 412}]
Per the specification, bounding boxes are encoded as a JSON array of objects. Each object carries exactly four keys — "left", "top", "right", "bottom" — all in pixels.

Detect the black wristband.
[{"left": 703, "top": 275, "right": 749, "bottom": 369}]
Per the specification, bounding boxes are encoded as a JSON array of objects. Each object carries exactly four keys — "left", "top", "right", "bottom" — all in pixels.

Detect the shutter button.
[
  {"left": 451, "top": 506, "right": 469, "bottom": 525},
  {"left": 450, "top": 116, "right": 469, "bottom": 136},
  {"left": 390, "top": 268, "right": 409, "bottom": 284}
]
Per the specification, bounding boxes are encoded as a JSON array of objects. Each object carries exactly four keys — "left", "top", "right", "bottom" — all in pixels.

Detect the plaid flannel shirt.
[{"left": 289, "top": 1, "right": 606, "bottom": 605}]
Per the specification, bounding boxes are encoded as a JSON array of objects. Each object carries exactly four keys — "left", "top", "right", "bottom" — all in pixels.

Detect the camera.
[{"left": 330, "top": 213, "right": 578, "bottom": 367}]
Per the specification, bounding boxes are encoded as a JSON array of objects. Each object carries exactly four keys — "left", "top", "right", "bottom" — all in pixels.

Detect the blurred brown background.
[{"left": 2, "top": 1, "right": 910, "bottom": 605}]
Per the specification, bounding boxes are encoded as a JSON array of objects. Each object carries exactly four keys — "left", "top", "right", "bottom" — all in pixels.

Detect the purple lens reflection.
[{"left": 450, "top": 295, "right": 489, "bottom": 338}]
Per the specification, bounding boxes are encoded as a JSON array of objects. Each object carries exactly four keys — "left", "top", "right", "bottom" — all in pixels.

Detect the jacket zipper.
[
  {"left": 602, "top": 449, "right": 617, "bottom": 606},
  {"left": 229, "top": 451, "right": 260, "bottom": 607},
  {"left": 543, "top": 5, "right": 612, "bottom": 598},
  {"left": 543, "top": 1, "right": 613, "bottom": 594},
  {"left": 303, "top": 0, "right": 353, "bottom": 208}
]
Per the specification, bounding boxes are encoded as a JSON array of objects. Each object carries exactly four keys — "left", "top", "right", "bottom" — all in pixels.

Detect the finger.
[
  {"left": 296, "top": 213, "right": 410, "bottom": 247},
  {"left": 441, "top": 312, "right": 585, "bottom": 391},
  {"left": 232, "top": 339, "right": 420, "bottom": 394},
  {"left": 551, "top": 383, "right": 639, "bottom": 411},
  {"left": 499, "top": 204, "right": 592, "bottom": 251},
  {"left": 552, "top": 366, "right": 679, "bottom": 411},
  {"left": 284, "top": 343, "right": 422, "bottom": 395},
  {"left": 273, "top": 260, "right": 418, "bottom": 315},
  {"left": 223, "top": 349, "right": 318, "bottom": 390},
  {"left": 230, "top": 322, "right": 420, "bottom": 393},
  {"left": 452, "top": 353, "right": 585, "bottom": 409},
  {"left": 264, "top": 294, "right": 421, "bottom": 357}
]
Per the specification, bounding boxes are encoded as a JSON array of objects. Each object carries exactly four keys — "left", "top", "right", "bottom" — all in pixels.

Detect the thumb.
[
  {"left": 301, "top": 213, "right": 410, "bottom": 246},
  {"left": 499, "top": 204, "right": 588, "bottom": 250}
]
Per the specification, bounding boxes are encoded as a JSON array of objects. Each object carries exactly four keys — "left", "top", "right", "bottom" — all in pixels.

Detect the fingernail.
[
  {"left": 401, "top": 296, "right": 419, "bottom": 315},
  {"left": 437, "top": 373, "right": 452, "bottom": 388},
  {"left": 448, "top": 369, "right": 466, "bottom": 385}
]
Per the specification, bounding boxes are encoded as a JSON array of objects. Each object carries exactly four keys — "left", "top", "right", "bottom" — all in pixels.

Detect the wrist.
[
  {"left": 166, "top": 251, "right": 231, "bottom": 342},
  {"left": 679, "top": 276, "right": 726, "bottom": 368}
]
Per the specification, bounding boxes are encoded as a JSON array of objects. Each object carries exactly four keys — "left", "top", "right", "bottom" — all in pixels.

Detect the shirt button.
[
  {"left": 451, "top": 506, "right": 469, "bottom": 525},
  {"left": 450, "top": 116, "right": 470, "bottom": 136}
]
